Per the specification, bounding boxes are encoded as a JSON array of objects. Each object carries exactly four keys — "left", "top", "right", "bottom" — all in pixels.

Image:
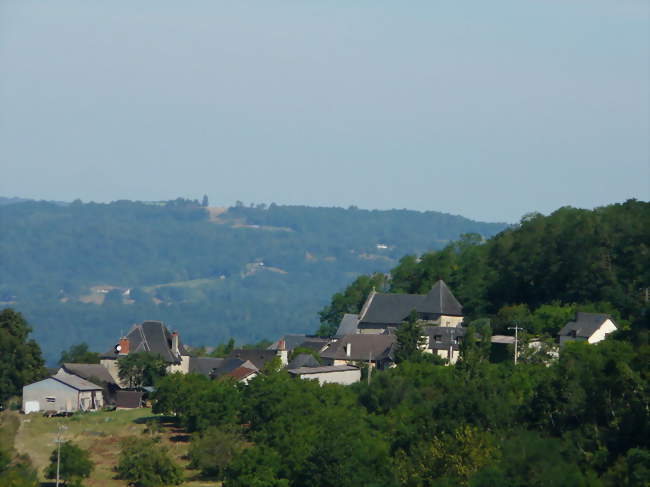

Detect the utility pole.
[
  {"left": 508, "top": 324, "right": 524, "bottom": 365},
  {"left": 55, "top": 424, "right": 67, "bottom": 487},
  {"left": 448, "top": 327, "right": 455, "bottom": 365},
  {"left": 367, "top": 351, "right": 373, "bottom": 385}
]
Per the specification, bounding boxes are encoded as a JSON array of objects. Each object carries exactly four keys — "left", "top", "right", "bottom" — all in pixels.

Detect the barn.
[{"left": 22, "top": 374, "right": 104, "bottom": 414}]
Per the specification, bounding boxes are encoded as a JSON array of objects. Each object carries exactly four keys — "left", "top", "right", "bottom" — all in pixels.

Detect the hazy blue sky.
[{"left": 1, "top": 1, "right": 648, "bottom": 222}]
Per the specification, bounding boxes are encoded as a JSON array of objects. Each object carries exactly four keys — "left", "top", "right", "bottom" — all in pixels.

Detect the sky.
[{"left": 0, "top": 1, "right": 648, "bottom": 223}]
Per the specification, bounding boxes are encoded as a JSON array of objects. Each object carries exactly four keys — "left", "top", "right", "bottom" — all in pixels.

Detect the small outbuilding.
[
  {"left": 558, "top": 312, "right": 618, "bottom": 347},
  {"left": 23, "top": 375, "right": 103, "bottom": 415}
]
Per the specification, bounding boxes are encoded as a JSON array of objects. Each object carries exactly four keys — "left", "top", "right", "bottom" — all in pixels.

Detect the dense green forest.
[
  {"left": 318, "top": 199, "right": 650, "bottom": 337},
  {"left": 0, "top": 198, "right": 506, "bottom": 362}
]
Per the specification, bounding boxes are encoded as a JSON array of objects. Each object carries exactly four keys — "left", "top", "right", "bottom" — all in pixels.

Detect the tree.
[
  {"left": 201, "top": 195, "right": 209, "bottom": 207},
  {"left": 394, "top": 310, "right": 426, "bottom": 364},
  {"left": 116, "top": 437, "right": 183, "bottom": 487},
  {"left": 188, "top": 426, "right": 246, "bottom": 479},
  {"left": 0, "top": 453, "right": 39, "bottom": 487},
  {"left": 210, "top": 338, "right": 235, "bottom": 358},
  {"left": 0, "top": 309, "right": 46, "bottom": 405},
  {"left": 45, "top": 441, "right": 93, "bottom": 484},
  {"left": 118, "top": 353, "right": 167, "bottom": 389},
  {"left": 58, "top": 343, "right": 100, "bottom": 365}
]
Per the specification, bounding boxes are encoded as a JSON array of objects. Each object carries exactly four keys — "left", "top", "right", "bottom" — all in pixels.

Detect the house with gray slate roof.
[
  {"left": 558, "top": 312, "right": 617, "bottom": 347},
  {"left": 320, "top": 334, "right": 396, "bottom": 369},
  {"left": 357, "top": 280, "right": 464, "bottom": 334},
  {"left": 100, "top": 321, "right": 191, "bottom": 386}
]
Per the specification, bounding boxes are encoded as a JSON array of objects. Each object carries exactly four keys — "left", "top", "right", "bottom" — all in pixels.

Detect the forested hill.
[
  {"left": 318, "top": 199, "right": 650, "bottom": 337},
  {"left": 0, "top": 198, "right": 506, "bottom": 362}
]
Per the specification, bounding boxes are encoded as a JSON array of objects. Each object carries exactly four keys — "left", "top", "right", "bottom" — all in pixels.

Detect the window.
[
  {"left": 434, "top": 335, "right": 442, "bottom": 343},
  {"left": 45, "top": 397, "right": 56, "bottom": 403}
]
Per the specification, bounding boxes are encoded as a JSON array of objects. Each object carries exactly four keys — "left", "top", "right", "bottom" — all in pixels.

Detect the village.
[{"left": 21, "top": 280, "right": 618, "bottom": 416}]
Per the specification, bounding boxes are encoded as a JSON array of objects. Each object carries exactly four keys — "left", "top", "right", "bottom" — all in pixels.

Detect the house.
[
  {"left": 357, "top": 280, "right": 463, "bottom": 334},
  {"left": 23, "top": 374, "right": 104, "bottom": 414},
  {"left": 288, "top": 365, "right": 361, "bottom": 386},
  {"left": 100, "top": 321, "right": 191, "bottom": 386},
  {"left": 188, "top": 357, "right": 226, "bottom": 377},
  {"left": 558, "top": 312, "right": 618, "bottom": 346},
  {"left": 210, "top": 357, "right": 260, "bottom": 384},
  {"left": 422, "top": 326, "right": 467, "bottom": 364},
  {"left": 320, "top": 334, "right": 396, "bottom": 369},
  {"left": 57, "top": 363, "right": 119, "bottom": 404}
]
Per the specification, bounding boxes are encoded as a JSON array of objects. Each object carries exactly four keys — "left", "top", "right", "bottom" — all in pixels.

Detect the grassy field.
[{"left": 8, "top": 408, "right": 218, "bottom": 487}]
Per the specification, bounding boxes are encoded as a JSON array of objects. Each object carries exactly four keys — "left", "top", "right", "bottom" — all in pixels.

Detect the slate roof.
[
  {"left": 558, "top": 312, "right": 615, "bottom": 338},
  {"left": 335, "top": 314, "right": 359, "bottom": 337},
  {"left": 422, "top": 326, "right": 467, "bottom": 351},
  {"left": 227, "top": 349, "right": 278, "bottom": 369},
  {"left": 189, "top": 357, "right": 225, "bottom": 376},
  {"left": 287, "top": 353, "right": 320, "bottom": 369},
  {"left": 288, "top": 365, "right": 359, "bottom": 375},
  {"left": 101, "top": 321, "right": 188, "bottom": 363},
  {"left": 60, "top": 363, "right": 117, "bottom": 386},
  {"left": 320, "top": 334, "right": 396, "bottom": 362},
  {"left": 268, "top": 335, "right": 330, "bottom": 352},
  {"left": 52, "top": 373, "right": 103, "bottom": 391},
  {"left": 359, "top": 280, "right": 463, "bottom": 326}
]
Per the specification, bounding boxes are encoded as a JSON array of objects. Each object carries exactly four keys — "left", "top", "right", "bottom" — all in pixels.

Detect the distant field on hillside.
[{"left": 0, "top": 199, "right": 508, "bottom": 362}]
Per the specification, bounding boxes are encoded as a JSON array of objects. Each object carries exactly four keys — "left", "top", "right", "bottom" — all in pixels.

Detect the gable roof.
[
  {"left": 335, "top": 314, "right": 359, "bottom": 337},
  {"left": 227, "top": 349, "right": 278, "bottom": 369},
  {"left": 287, "top": 353, "right": 320, "bottom": 369},
  {"left": 189, "top": 357, "right": 225, "bottom": 376},
  {"left": 320, "top": 334, "right": 396, "bottom": 362},
  {"left": 60, "top": 363, "right": 117, "bottom": 386},
  {"left": 359, "top": 280, "right": 463, "bottom": 326},
  {"left": 52, "top": 373, "right": 103, "bottom": 391},
  {"left": 101, "top": 321, "right": 188, "bottom": 363},
  {"left": 558, "top": 312, "right": 616, "bottom": 338},
  {"left": 221, "top": 364, "right": 258, "bottom": 382}
]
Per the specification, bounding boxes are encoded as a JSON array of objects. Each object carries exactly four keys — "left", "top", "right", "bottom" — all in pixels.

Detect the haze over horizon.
[{"left": 1, "top": 0, "right": 648, "bottom": 223}]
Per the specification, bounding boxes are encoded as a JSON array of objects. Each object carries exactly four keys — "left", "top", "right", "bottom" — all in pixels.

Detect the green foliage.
[
  {"left": 152, "top": 373, "right": 242, "bottom": 432},
  {"left": 224, "top": 445, "right": 290, "bottom": 487},
  {"left": 0, "top": 453, "right": 39, "bottom": 487},
  {"left": 58, "top": 343, "right": 100, "bottom": 365},
  {"left": 116, "top": 437, "right": 183, "bottom": 487},
  {"left": 394, "top": 310, "right": 426, "bottom": 363},
  {"left": 188, "top": 426, "right": 246, "bottom": 479},
  {"left": 0, "top": 309, "right": 46, "bottom": 405},
  {"left": 118, "top": 352, "right": 167, "bottom": 389},
  {"left": 210, "top": 338, "right": 235, "bottom": 357},
  {"left": 44, "top": 441, "right": 93, "bottom": 483}
]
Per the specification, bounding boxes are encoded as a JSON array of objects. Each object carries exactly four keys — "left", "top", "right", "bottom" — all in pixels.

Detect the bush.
[
  {"left": 188, "top": 426, "right": 245, "bottom": 479},
  {"left": 44, "top": 441, "right": 93, "bottom": 484},
  {"left": 116, "top": 437, "right": 183, "bottom": 487}
]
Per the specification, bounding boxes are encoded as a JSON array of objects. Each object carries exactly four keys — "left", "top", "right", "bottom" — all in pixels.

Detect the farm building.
[{"left": 22, "top": 374, "right": 104, "bottom": 414}]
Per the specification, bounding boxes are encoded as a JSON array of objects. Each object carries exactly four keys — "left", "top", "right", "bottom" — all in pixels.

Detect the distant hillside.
[{"left": 0, "top": 199, "right": 507, "bottom": 362}]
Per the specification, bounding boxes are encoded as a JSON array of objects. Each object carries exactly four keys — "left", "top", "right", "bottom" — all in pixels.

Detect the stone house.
[
  {"left": 100, "top": 321, "right": 191, "bottom": 386},
  {"left": 357, "top": 280, "right": 464, "bottom": 334}
]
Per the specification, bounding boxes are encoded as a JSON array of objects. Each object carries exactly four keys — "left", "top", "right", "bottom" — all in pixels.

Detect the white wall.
[{"left": 299, "top": 368, "right": 361, "bottom": 386}]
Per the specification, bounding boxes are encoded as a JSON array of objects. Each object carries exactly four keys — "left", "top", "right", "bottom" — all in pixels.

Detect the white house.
[
  {"left": 558, "top": 312, "right": 618, "bottom": 347},
  {"left": 287, "top": 365, "right": 361, "bottom": 386}
]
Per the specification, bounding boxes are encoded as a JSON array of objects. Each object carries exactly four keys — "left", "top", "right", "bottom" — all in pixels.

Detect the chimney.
[
  {"left": 345, "top": 342, "right": 351, "bottom": 357},
  {"left": 118, "top": 337, "right": 130, "bottom": 355},
  {"left": 276, "top": 338, "right": 288, "bottom": 366},
  {"left": 171, "top": 332, "right": 180, "bottom": 357}
]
